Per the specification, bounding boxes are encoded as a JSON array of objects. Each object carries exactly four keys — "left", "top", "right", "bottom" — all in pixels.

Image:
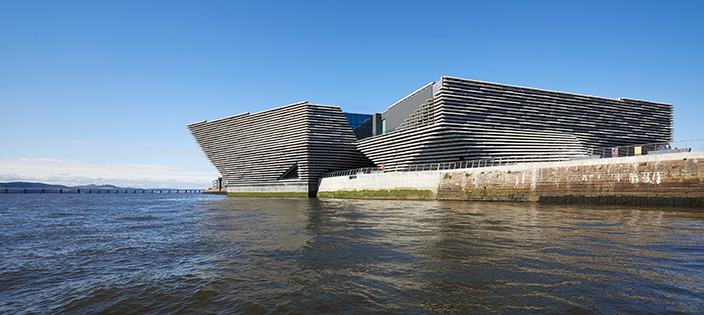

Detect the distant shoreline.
[{"left": 0, "top": 181, "right": 205, "bottom": 192}]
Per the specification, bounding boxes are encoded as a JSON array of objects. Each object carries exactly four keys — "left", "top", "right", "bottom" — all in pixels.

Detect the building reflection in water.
[{"left": 197, "top": 197, "right": 704, "bottom": 313}]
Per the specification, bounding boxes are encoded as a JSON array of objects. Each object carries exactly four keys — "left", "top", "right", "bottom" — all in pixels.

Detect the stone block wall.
[
  {"left": 437, "top": 167, "right": 536, "bottom": 202},
  {"left": 318, "top": 152, "right": 703, "bottom": 206},
  {"left": 437, "top": 152, "right": 703, "bottom": 205}
]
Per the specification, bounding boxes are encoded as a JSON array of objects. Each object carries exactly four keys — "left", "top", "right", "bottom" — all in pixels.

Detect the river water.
[{"left": 1, "top": 194, "right": 703, "bottom": 314}]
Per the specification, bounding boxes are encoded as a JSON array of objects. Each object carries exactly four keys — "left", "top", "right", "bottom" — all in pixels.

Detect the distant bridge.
[{"left": 3, "top": 188, "right": 205, "bottom": 194}]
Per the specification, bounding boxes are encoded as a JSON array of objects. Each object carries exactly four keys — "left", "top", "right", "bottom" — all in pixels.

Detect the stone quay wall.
[{"left": 318, "top": 151, "right": 704, "bottom": 206}]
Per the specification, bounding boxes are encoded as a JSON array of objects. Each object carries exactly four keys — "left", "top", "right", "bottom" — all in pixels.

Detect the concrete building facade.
[
  {"left": 360, "top": 76, "right": 673, "bottom": 168},
  {"left": 188, "top": 76, "right": 673, "bottom": 196},
  {"left": 187, "top": 101, "right": 373, "bottom": 196}
]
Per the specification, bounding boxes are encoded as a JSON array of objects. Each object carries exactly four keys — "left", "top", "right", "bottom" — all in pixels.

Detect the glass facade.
[
  {"left": 344, "top": 113, "right": 373, "bottom": 140},
  {"left": 343, "top": 113, "right": 371, "bottom": 129}
]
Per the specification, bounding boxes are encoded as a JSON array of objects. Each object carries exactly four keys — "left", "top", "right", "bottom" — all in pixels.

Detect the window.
[{"left": 279, "top": 164, "right": 299, "bottom": 180}]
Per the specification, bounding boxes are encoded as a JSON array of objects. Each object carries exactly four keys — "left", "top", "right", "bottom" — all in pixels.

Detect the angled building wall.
[
  {"left": 187, "top": 102, "right": 373, "bottom": 196},
  {"left": 381, "top": 82, "right": 435, "bottom": 132},
  {"left": 357, "top": 76, "right": 673, "bottom": 168}
]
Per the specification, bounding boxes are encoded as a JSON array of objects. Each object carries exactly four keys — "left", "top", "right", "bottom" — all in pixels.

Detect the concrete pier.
[{"left": 318, "top": 151, "right": 704, "bottom": 206}]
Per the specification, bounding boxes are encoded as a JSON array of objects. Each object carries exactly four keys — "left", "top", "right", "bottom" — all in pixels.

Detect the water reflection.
[
  {"left": 3, "top": 195, "right": 701, "bottom": 314},
  {"left": 198, "top": 198, "right": 704, "bottom": 313}
]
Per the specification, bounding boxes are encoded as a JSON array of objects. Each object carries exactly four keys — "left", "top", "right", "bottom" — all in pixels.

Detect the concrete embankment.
[
  {"left": 317, "top": 151, "right": 704, "bottom": 206},
  {"left": 203, "top": 189, "right": 227, "bottom": 195}
]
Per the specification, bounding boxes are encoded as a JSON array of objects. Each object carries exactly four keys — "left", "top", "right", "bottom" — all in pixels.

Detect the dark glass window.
[
  {"left": 343, "top": 113, "right": 373, "bottom": 140},
  {"left": 344, "top": 113, "right": 371, "bottom": 129}
]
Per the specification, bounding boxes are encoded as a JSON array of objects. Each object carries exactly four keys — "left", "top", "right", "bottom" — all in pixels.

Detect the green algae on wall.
[
  {"left": 437, "top": 187, "right": 535, "bottom": 202},
  {"left": 538, "top": 195, "right": 704, "bottom": 207}
]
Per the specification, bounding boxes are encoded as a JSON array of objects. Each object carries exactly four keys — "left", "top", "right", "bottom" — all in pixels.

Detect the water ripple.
[{"left": 1, "top": 195, "right": 703, "bottom": 313}]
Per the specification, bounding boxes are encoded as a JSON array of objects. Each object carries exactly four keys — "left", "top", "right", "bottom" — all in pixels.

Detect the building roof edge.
[
  {"left": 386, "top": 81, "right": 436, "bottom": 111},
  {"left": 440, "top": 76, "right": 672, "bottom": 105}
]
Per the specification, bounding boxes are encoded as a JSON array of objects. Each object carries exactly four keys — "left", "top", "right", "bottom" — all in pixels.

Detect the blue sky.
[{"left": 1, "top": 0, "right": 703, "bottom": 188}]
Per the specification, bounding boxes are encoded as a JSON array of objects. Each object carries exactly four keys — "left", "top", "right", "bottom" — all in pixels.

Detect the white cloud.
[
  {"left": 0, "top": 158, "right": 219, "bottom": 189},
  {"left": 116, "top": 145, "right": 202, "bottom": 156},
  {"left": 56, "top": 140, "right": 201, "bottom": 156},
  {"left": 156, "top": 147, "right": 201, "bottom": 156}
]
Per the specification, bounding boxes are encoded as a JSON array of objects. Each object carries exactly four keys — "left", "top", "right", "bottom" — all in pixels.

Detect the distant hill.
[
  {"left": 74, "top": 184, "right": 143, "bottom": 190},
  {"left": 0, "top": 182, "right": 70, "bottom": 189}
]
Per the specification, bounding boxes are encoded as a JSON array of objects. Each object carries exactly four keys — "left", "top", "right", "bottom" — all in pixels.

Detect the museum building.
[{"left": 187, "top": 76, "right": 673, "bottom": 196}]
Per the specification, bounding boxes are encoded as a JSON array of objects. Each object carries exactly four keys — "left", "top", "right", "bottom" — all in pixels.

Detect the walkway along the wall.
[{"left": 317, "top": 151, "right": 704, "bottom": 206}]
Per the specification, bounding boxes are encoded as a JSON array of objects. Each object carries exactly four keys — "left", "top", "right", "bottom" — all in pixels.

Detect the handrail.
[
  {"left": 322, "top": 154, "right": 569, "bottom": 178},
  {"left": 322, "top": 138, "right": 704, "bottom": 179},
  {"left": 589, "top": 138, "right": 703, "bottom": 158}
]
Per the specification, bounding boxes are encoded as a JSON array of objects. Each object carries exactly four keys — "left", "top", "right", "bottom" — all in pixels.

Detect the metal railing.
[
  {"left": 322, "top": 154, "right": 570, "bottom": 178},
  {"left": 322, "top": 138, "right": 704, "bottom": 179},
  {"left": 588, "top": 139, "right": 704, "bottom": 158}
]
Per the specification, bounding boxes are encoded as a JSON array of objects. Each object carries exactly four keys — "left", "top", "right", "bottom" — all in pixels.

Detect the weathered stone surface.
[
  {"left": 319, "top": 152, "right": 703, "bottom": 206},
  {"left": 436, "top": 152, "right": 703, "bottom": 205}
]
